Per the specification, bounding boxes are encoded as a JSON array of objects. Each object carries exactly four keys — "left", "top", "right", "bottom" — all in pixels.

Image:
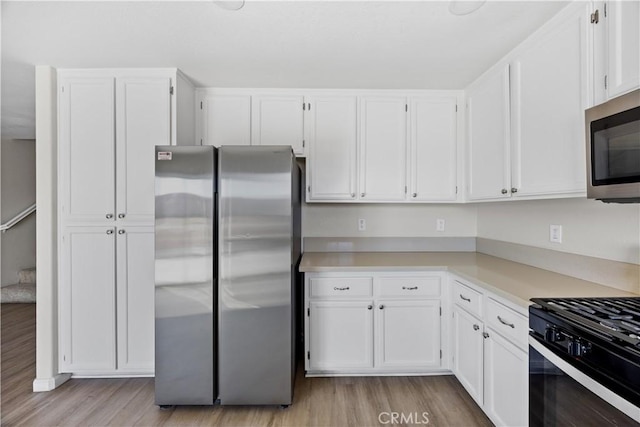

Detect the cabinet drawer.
[
  {"left": 378, "top": 276, "right": 441, "bottom": 298},
  {"left": 486, "top": 298, "right": 528, "bottom": 349},
  {"left": 453, "top": 280, "right": 482, "bottom": 316},
  {"left": 309, "top": 277, "right": 373, "bottom": 298}
]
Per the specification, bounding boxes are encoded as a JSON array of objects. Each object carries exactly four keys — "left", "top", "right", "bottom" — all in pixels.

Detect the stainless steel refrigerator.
[
  {"left": 154, "top": 145, "right": 300, "bottom": 406},
  {"left": 154, "top": 146, "right": 217, "bottom": 406},
  {"left": 218, "top": 146, "right": 300, "bottom": 405}
]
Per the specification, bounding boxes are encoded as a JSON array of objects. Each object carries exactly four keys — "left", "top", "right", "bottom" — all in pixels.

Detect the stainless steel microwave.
[{"left": 586, "top": 89, "right": 640, "bottom": 203}]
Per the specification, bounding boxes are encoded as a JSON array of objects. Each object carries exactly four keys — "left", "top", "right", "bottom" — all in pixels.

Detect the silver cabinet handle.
[
  {"left": 497, "top": 315, "right": 515, "bottom": 328},
  {"left": 402, "top": 286, "right": 418, "bottom": 290},
  {"left": 361, "top": 193, "right": 365, "bottom": 197},
  {"left": 106, "top": 213, "right": 113, "bottom": 219},
  {"left": 118, "top": 229, "right": 125, "bottom": 234},
  {"left": 367, "top": 305, "right": 373, "bottom": 310},
  {"left": 483, "top": 332, "right": 490, "bottom": 339},
  {"left": 412, "top": 193, "right": 417, "bottom": 198},
  {"left": 118, "top": 213, "right": 125, "bottom": 219},
  {"left": 351, "top": 193, "right": 355, "bottom": 198},
  {"left": 511, "top": 188, "right": 518, "bottom": 193},
  {"left": 379, "top": 305, "right": 384, "bottom": 310},
  {"left": 501, "top": 189, "right": 508, "bottom": 195},
  {"left": 106, "top": 229, "right": 114, "bottom": 235},
  {"left": 459, "top": 294, "right": 471, "bottom": 302},
  {"left": 333, "top": 286, "right": 350, "bottom": 291},
  {"left": 473, "top": 324, "right": 480, "bottom": 331}
]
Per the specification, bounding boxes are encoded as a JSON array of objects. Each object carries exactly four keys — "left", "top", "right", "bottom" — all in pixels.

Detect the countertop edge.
[{"left": 299, "top": 252, "right": 638, "bottom": 310}]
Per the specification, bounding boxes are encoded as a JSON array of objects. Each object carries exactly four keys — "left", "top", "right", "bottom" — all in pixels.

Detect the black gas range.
[{"left": 529, "top": 297, "right": 640, "bottom": 425}]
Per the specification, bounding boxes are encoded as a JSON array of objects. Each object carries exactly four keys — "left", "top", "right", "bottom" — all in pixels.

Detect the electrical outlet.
[
  {"left": 549, "top": 224, "right": 562, "bottom": 243},
  {"left": 358, "top": 218, "right": 366, "bottom": 231},
  {"left": 436, "top": 219, "right": 446, "bottom": 232}
]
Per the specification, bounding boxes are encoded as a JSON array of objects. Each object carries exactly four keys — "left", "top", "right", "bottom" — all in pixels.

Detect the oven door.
[{"left": 529, "top": 336, "right": 640, "bottom": 426}]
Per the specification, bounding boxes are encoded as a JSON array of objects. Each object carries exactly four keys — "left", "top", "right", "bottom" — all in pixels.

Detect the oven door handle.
[{"left": 528, "top": 336, "right": 640, "bottom": 421}]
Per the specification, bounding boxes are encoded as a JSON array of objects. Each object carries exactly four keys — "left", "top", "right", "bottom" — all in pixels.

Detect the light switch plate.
[{"left": 549, "top": 224, "right": 562, "bottom": 243}]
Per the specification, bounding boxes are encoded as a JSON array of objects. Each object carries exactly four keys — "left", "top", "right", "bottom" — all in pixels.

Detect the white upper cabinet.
[
  {"left": 306, "top": 96, "right": 358, "bottom": 201},
  {"left": 604, "top": 0, "right": 640, "bottom": 99},
  {"left": 252, "top": 95, "right": 305, "bottom": 155},
  {"left": 197, "top": 90, "right": 460, "bottom": 203},
  {"left": 409, "top": 96, "right": 458, "bottom": 201},
  {"left": 466, "top": 2, "right": 590, "bottom": 201},
  {"left": 116, "top": 77, "right": 171, "bottom": 223},
  {"left": 359, "top": 96, "right": 407, "bottom": 201},
  {"left": 59, "top": 69, "right": 181, "bottom": 225},
  {"left": 510, "top": 2, "right": 589, "bottom": 197},
  {"left": 201, "top": 94, "right": 251, "bottom": 147},
  {"left": 466, "top": 66, "right": 511, "bottom": 201},
  {"left": 59, "top": 77, "right": 117, "bottom": 223}
]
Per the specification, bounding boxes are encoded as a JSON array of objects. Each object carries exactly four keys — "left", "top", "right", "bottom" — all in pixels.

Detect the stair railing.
[{"left": 0, "top": 203, "right": 36, "bottom": 233}]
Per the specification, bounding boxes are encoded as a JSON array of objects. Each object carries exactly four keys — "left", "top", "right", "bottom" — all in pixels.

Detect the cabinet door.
[
  {"left": 466, "top": 66, "right": 511, "bottom": 201},
  {"left": 306, "top": 96, "right": 358, "bottom": 201},
  {"left": 59, "top": 227, "right": 116, "bottom": 373},
  {"left": 59, "top": 77, "right": 116, "bottom": 223},
  {"left": 251, "top": 95, "right": 305, "bottom": 155},
  {"left": 116, "top": 77, "right": 171, "bottom": 224},
  {"left": 308, "top": 301, "right": 374, "bottom": 371},
  {"left": 606, "top": 0, "right": 640, "bottom": 99},
  {"left": 202, "top": 94, "right": 251, "bottom": 147},
  {"left": 452, "top": 306, "right": 484, "bottom": 406},
  {"left": 484, "top": 328, "right": 528, "bottom": 427},
  {"left": 409, "top": 96, "right": 458, "bottom": 201},
  {"left": 510, "top": 3, "right": 589, "bottom": 197},
  {"left": 116, "top": 226, "right": 155, "bottom": 373},
  {"left": 377, "top": 300, "right": 441, "bottom": 369},
  {"left": 359, "top": 96, "right": 407, "bottom": 201}
]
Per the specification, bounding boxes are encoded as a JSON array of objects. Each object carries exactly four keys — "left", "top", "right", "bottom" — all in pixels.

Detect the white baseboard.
[{"left": 32, "top": 373, "right": 71, "bottom": 392}]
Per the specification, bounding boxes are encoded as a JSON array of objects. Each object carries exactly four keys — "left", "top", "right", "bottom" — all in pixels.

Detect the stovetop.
[
  {"left": 530, "top": 297, "right": 640, "bottom": 349},
  {"left": 530, "top": 297, "right": 640, "bottom": 408}
]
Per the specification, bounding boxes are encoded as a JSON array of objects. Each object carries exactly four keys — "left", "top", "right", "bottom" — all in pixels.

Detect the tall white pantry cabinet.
[{"left": 57, "top": 69, "right": 195, "bottom": 376}]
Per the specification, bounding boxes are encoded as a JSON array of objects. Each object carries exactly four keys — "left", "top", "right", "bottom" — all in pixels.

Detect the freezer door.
[
  {"left": 154, "top": 146, "right": 216, "bottom": 406},
  {"left": 218, "top": 146, "right": 294, "bottom": 405}
]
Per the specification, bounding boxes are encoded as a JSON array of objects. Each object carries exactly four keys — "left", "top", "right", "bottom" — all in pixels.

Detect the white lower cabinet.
[
  {"left": 451, "top": 277, "right": 529, "bottom": 427},
  {"left": 484, "top": 327, "right": 528, "bottom": 427},
  {"left": 308, "top": 301, "right": 374, "bottom": 371},
  {"left": 377, "top": 299, "right": 441, "bottom": 369},
  {"left": 59, "top": 227, "right": 117, "bottom": 373},
  {"left": 115, "top": 227, "right": 155, "bottom": 373},
  {"left": 452, "top": 305, "right": 484, "bottom": 405},
  {"left": 305, "top": 272, "right": 445, "bottom": 375},
  {"left": 59, "top": 226, "right": 154, "bottom": 376}
]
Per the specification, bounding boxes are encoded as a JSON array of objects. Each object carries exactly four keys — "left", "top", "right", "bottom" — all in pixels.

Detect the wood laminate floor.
[{"left": 1, "top": 304, "right": 492, "bottom": 426}]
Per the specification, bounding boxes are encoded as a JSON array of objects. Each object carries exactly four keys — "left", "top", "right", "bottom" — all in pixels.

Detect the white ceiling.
[{"left": 1, "top": 0, "right": 568, "bottom": 139}]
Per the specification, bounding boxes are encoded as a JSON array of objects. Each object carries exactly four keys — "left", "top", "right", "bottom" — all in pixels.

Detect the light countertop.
[{"left": 299, "top": 252, "right": 639, "bottom": 309}]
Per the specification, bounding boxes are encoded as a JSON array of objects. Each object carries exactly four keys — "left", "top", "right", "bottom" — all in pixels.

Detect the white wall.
[
  {"left": 33, "top": 65, "right": 70, "bottom": 392},
  {"left": 1, "top": 138, "right": 36, "bottom": 285},
  {"left": 302, "top": 203, "right": 477, "bottom": 237},
  {"left": 476, "top": 198, "right": 640, "bottom": 265}
]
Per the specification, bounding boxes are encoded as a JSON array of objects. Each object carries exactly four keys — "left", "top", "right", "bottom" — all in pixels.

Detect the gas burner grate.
[{"left": 532, "top": 297, "right": 640, "bottom": 348}]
